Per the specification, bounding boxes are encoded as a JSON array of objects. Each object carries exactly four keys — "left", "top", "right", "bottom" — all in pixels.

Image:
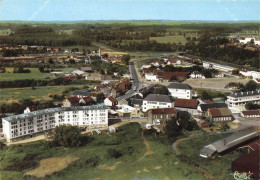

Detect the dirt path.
[{"left": 136, "top": 131, "right": 154, "bottom": 162}]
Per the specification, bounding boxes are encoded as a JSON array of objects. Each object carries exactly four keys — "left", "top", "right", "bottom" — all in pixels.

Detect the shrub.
[{"left": 107, "top": 148, "right": 122, "bottom": 159}]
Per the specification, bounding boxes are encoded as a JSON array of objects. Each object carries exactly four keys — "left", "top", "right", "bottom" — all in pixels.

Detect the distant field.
[
  {"left": 63, "top": 45, "right": 99, "bottom": 51},
  {"left": 184, "top": 77, "right": 249, "bottom": 89},
  {"left": 149, "top": 35, "right": 197, "bottom": 45},
  {"left": 0, "top": 85, "right": 86, "bottom": 104},
  {"left": 0, "top": 67, "right": 74, "bottom": 81}
]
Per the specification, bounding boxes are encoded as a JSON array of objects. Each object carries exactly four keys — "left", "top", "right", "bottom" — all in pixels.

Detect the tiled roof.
[
  {"left": 208, "top": 107, "right": 232, "bottom": 117},
  {"left": 167, "top": 83, "right": 192, "bottom": 90},
  {"left": 82, "top": 97, "right": 94, "bottom": 103},
  {"left": 67, "top": 97, "right": 80, "bottom": 103},
  {"left": 174, "top": 99, "right": 199, "bottom": 109},
  {"left": 199, "top": 103, "right": 227, "bottom": 112},
  {"left": 163, "top": 72, "right": 189, "bottom": 80},
  {"left": 28, "top": 105, "right": 37, "bottom": 112},
  {"left": 151, "top": 108, "right": 176, "bottom": 115},
  {"left": 242, "top": 109, "right": 260, "bottom": 116},
  {"left": 108, "top": 96, "right": 118, "bottom": 103},
  {"left": 144, "top": 94, "right": 173, "bottom": 103},
  {"left": 202, "top": 100, "right": 215, "bottom": 104}
]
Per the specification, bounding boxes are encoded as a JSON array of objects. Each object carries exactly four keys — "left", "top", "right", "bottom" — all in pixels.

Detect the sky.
[{"left": 0, "top": 0, "right": 259, "bottom": 21}]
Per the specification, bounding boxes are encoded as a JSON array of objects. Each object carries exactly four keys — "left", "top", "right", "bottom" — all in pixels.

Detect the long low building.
[{"left": 2, "top": 105, "right": 109, "bottom": 142}]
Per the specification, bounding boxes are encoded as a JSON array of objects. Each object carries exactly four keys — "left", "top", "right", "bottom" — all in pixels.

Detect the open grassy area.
[
  {"left": 0, "top": 85, "right": 87, "bottom": 104},
  {"left": 0, "top": 67, "right": 75, "bottom": 81},
  {"left": 178, "top": 133, "right": 244, "bottom": 180},
  {"left": 0, "top": 123, "right": 204, "bottom": 180},
  {"left": 149, "top": 35, "right": 198, "bottom": 45}
]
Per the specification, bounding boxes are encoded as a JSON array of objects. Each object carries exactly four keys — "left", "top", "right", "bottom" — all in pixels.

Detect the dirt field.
[
  {"left": 25, "top": 157, "right": 79, "bottom": 178},
  {"left": 184, "top": 77, "right": 249, "bottom": 89}
]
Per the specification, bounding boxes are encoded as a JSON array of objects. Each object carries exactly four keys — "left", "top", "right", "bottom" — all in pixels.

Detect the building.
[
  {"left": 174, "top": 98, "right": 199, "bottom": 115},
  {"left": 239, "top": 37, "right": 260, "bottom": 45},
  {"left": 203, "top": 61, "right": 235, "bottom": 72},
  {"left": 142, "top": 94, "right": 173, "bottom": 112},
  {"left": 147, "top": 108, "right": 177, "bottom": 125},
  {"left": 190, "top": 72, "right": 205, "bottom": 79},
  {"left": 168, "top": 83, "right": 192, "bottom": 99},
  {"left": 198, "top": 103, "right": 228, "bottom": 114},
  {"left": 73, "top": 89, "right": 90, "bottom": 98},
  {"left": 145, "top": 73, "right": 159, "bottom": 81},
  {"left": 63, "top": 97, "right": 80, "bottom": 107},
  {"left": 239, "top": 70, "right": 260, "bottom": 79},
  {"left": 206, "top": 107, "right": 234, "bottom": 123},
  {"left": 200, "top": 127, "right": 260, "bottom": 158},
  {"left": 241, "top": 109, "right": 260, "bottom": 118},
  {"left": 2, "top": 105, "right": 109, "bottom": 142},
  {"left": 226, "top": 90, "right": 260, "bottom": 110},
  {"left": 104, "top": 96, "right": 118, "bottom": 107},
  {"left": 116, "top": 104, "right": 143, "bottom": 118}
]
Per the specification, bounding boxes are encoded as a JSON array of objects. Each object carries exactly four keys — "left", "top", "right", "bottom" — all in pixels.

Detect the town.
[{"left": 0, "top": 17, "right": 259, "bottom": 180}]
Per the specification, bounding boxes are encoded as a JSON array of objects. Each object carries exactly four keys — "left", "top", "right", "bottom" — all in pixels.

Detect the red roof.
[
  {"left": 108, "top": 96, "right": 117, "bottom": 103},
  {"left": 208, "top": 108, "right": 232, "bottom": 117},
  {"left": 67, "top": 97, "right": 80, "bottom": 103},
  {"left": 96, "top": 84, "right": 106, "bottom": 89},
  {"left": 174, "top": 99, "right": 199, "bottom": 109},
  {"left": 242, "top": 109, "right": 260, "bottom": 116},
  {"left": 247, "top": 139, "right": 260, "bottom": 151},
  {"left": 82, "top": 96, "right": 94, "bottom": 103},
  {"left": 143, "top": 69, "right": 151, "bottom": 74},
  {"left": 28, "top": 105, "right": 37, "bottom": 112},
  {"left": 151, "top": 108, "right": 177, "bottom": 115},
  {"left": 202, "top": 100, "right": 215, "bottom": 104},
  {"left": 90, "top": 92, "right": 98, "bottom": 97},
  {"left": 163, "top": 72, "right": 188, "bottom": 80}
]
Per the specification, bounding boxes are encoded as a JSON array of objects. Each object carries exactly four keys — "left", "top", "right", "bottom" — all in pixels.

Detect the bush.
[
  {"left": 107, "top": 148, "right": 122, "bottom": 159},
  {"left": 5, "top": 160, "right": 37, "bottom": 171}
]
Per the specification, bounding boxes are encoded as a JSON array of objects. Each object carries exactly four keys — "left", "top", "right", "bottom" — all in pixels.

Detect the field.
[
  {"left": 184, "top": 77, "right": 249, "bottom": 89},
  {"left": 0, "top": 67, "right": 75, "bottom": 81},
  {"left": 0, "top": 123, "right": 204, "bottom": 180},
  {"left": 177, "top": 133, "right": 246, "bottom": 180},
  {"left": 149, "top": 35, "right": 197, "bottom": 45},
  {"left": 0, "top": 85, "right": 87, "bottom": 104}
]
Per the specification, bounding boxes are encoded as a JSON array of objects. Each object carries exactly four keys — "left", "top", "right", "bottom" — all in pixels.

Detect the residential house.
[
  {"left": 198, "top": 103, "right": 228, "bottom": 115},
  {"left": 206, "top": 107, "right": 234, "bottom": 123},
  {"left": 104, "top": 96, "right": 118, "bottom": 107},
  {"left": 174, "top": 98, "right": 199, "bottom": 115},
  {"left": 79, "top": 66, "right": 93, "bottom": 73},
  {"left": 145, "top": 73, "right": 159, "bottom": 81},
  {"left": 79, "top": 97, "right": 95, "bottom": 106},
  {"left": 116, "top": 104, "right": 143, "bottom": 118},
  {"left": 110, "top": 87, "right": 121, "bottom": 98},
  {"left": 71, "top": 69, "right": 85, "bottom": 76},
  {"left": 24, "top": 106, "right": 38, "bottom": 113},
  {"left": 167, "top": 59, "right": 182, "bottom": 66},
  {"left": 147, "top": 108, "right": 177, "bottom": 125},
  {"left": 63, "top": 97, "right": 80, "bottom": 107},
  {"left": 241, "top": 109, "right": 260, "bottom": 118},
  {"left": 142, "top": 94, "right": 173, "bottom": 112},
  {"left": 168, "top": 83, "right": 192, "bottom": 99},
  {"left": 190, "top": 71, "right": 205, "bottom": 79},
  {"left": 226, "top": 90, "right": 260, "bottom": 110}
]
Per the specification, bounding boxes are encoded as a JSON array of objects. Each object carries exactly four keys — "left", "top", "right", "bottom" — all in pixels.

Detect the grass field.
[
  {"left": 149, "top": 35, "right": 197, "bottom": 45},
  {"left": 0, "top": 85, "right": 87, "bottom": 104},
  {"left": 0, "top": 67, "right": 75, "bottom": 81},
  {"left": 0, "top": 123, "right": 204, "bottom": 180},
  {"left": 178, "top": 133, "right": 244, "bottom": 180},
  {"left": 184, "top": 77, "right": 249, "bottom": 89}
]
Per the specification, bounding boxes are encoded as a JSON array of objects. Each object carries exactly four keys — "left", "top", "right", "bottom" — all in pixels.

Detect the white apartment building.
[
  {"left": 203, "top": 61, "right": 235, "bottom": 72},
  {"left": 142, "top": 94, "right": 173, "bottom": 112},
  {"left": 2, "top": 105, "right": 109, "bottom": 142},
  {"left": 145, "top": 73, "right": 159, "bottom": 81},
  {"left": 226, "top": 90, "right": 260, "bottom": 110},
  {"left": 167, "top": 83, "right": 192, "bottom": 99}
]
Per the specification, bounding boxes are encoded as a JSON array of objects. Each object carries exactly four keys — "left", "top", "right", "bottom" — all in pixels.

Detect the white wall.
[
  {"left": 142, "top": 100, "right": 173, "bottom": 112},
  {"left": 168, "top": 88, "right": 192, "bottom": 99}
]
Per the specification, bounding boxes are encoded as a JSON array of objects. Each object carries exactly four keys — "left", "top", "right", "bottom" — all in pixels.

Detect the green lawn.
[
  {"left": 0, "top": 85, "right": 87, "bottom": 104},
  {"left": 0, "top": 67, "right": 75, "bottom": 81},
  {"left": 178, "top": 133, "right": 245, "bottom": 180},
  {"left": 149, "top": 35, "right": 197, "bottom": 45},
  {"left": 0, "top": 123, "right": 204, "bottom": 180}
]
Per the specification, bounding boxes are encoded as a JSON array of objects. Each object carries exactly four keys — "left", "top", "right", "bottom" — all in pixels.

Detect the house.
[
  {"left": 116, "top": 104, "right": 143, "bottom": 118},
  {"left": 226, "top": 90, "right": 260, "bottom": 110},
  {"left": 73, "top": 89, "right": 90, "bottom": 98},
  {"left": 126, "top": 93, "right": 143, "bottom": 108},
  {"left": 147, "top": 108, "right": 177, "bottom": 125},
  {"left": 110, "top": 87, "right": 121, "bottom": 98},
  {"left": 79, "top": 66, "right": 93, "bottom": 72},
  {"left": 206, "top": 107, "right": 234, "bottom": 123},
  {"left": 142, "top": 94, "right": 173, "bottom": 112},
  {"left": 101, "top": 75, "right": 120, "bottom": 84},
  {"left": 162, "top": 72, "right": 189, "bottom": 82},
  {"left": 79, "top": 97, "right": 95, "bottom": 106},
  {"left": 239, "top": 37, "right": 260, "bottom": 45},
  {"left": 241, "top": 109, "right": 260, "bottom": 118},
  {"left": 63, "top": 97, "right": 80, "bottom": 107},
  {"left": 145, "top": 73, "right": 159, "bottom": 81},
  {"left": 24, "top": 106, "right": 38, "bottom": 113},
  {"left": 197, "top": 120, "right": 210, "bottom": 128},
  {"left": 239, "top": 70, "right": 260, "bottom": 79},
  {"left": 71, "top": 69, "right": 85, "bottom": 76},
  {"left": 2, "top": 105, "right": 109, "bottom": 142},
  {"left": 198, "top": 103, "right": 228, "bottom": 114},
  {"left": 104, "top": 96, "right": 118, "bottom": 107},
  {"left": 174, "top": 99, "right": 199, "bottom": 114},
  {"left": 168, "top": 83, "right": 192, "bottom": 99}
]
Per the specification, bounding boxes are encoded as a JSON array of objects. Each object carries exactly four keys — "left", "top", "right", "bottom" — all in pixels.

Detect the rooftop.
[
  {"left": 208, "top": 107, "right": 233, "bottom": 117},
  {"left": 150, "top": 108, "right": 176, "bottom": 115},
  {"left": 2, "top": 105, "right": 109, "bottom": 122},
  {"left": 199, "top": 103, "right": 227, "bottom": 112},
  {"left": 241, "top": 109, "right": 260, "bottom": 116},
  {"left": 174, "top": 99, "right": 199, "bottom": 109},
  {"left": 73, "top": 89, "right": 90, "bottom": 96},
  {"left": 167, "top": 83, "right": 192, "bottom": 90},
  {"left": 144, "top": 94, "right": 173, "bottom": 103},
  {"left": 228, "top": 90, "right": 260, "bottom": 98}
]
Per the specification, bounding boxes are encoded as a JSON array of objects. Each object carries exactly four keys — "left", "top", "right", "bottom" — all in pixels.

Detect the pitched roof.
[
  {"left": 144, "top": 94, "right": 173, "bottom": 103},
  {"left": 80, "top": 67, "right": 93, "bottom": 72},
  {"left": 67, "top": 97, "right": 80, "bottom": 103},
  {"left": 167, "top": 83, "right": 192, "bottom": 90},
  {"left": 28, "top": 105, "right": 37, "bottom": 112},
  {"left": 199, "top": 103, "right": 228, "bottom": 112},
  {"left": 174, "top": 99, "right": 199, "bottom": 109},
  {"left": 108, "top": 96, "right": 118, "bottom": 103},
  {"left": 228, "top": 90, "right": 260, "bottom": 98},
  {"left": 73, "top": 89, "right": 90, "bottom": 96},
  {"left": 202, "top": 100, "right": 215, "bottom": 104},
  {"left": 150, "top": 108, "right": 176, "bottom": 115},
  {"left": 241, "top": 109, "right": 260, "bottom": 116},
  {"left": 208, "top": 107, "right": 233, "bottom": 117},
  {"left": 82, "top": 97, "right": 94, "bottom": 103}
]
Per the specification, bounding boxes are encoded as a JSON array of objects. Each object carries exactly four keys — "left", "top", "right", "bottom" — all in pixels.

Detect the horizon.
[{"left": 0, "top": 0, "right": 259, "bottom": 22}]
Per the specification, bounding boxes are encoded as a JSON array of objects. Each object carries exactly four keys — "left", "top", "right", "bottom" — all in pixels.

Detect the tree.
[
  {"left": 121, "top": 54, "right": 130, "bottom": 65},
  {"left": 245, "top": 80, "right": 258, "bottom": 91},
  {"left": 48, "top": 58, "right": 54, "bottom": 64},
  {"left": 164, "top": 117, "right": 181, "bottom": 137},
  {"left": 51, "top": 125, "right": 82, "bottom": 148},
  {"left": 245, "top": 102, "right": 260, "bottom": 110},
  {"left": 201, "top": 91, "right": 211, "bottom": 100},
  {"left": 39, "top": 66, "right": 44, "bottom": 73},
  {"left": 231, "top": 69, "right": 240, "bottom": 75},
  {"left": 150, "top": 85, "right": 169, "bottom": 95}
]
